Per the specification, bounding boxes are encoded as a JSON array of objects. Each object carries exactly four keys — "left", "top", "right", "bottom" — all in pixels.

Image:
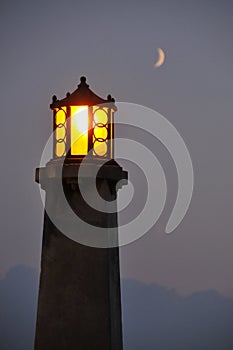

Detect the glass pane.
[
  {"left": 94, "top": 126, "right": 108, "bottom": 140},
  {"left": 94, "top": 108, "right": 108, "bottom": 125},
  {"left": 56, "top": 124, "right": 66, "bottom": 140},
  {"left": 71, "top": 106, "right": 88, "bottom": 155},
  {"left": 56, "top": 141, "right": 66, "bottom": 157},
  {"left": 55, "top": 107, "right": 67, "bottom": 157},
  {"left": 93, "top": 140, "right": 107, "bottom": 156},
  {"left": 55, "top": 109, "right": 66, "bottom": 125},
  {"left": 92, "top": 106, "right": 110, "bottom": 157}
]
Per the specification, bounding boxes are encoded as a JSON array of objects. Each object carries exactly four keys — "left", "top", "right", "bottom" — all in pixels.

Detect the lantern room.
[{"left": 50, "top": 76, "right": 116, "bottom": 161}]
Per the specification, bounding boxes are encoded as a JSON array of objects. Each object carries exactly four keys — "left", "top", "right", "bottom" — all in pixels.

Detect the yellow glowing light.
[
  {"left": 94, "top": 141, "right": 108, "bottom": 156},
  {"left": 55, "top": 108, "right": 66, "bottom": 124},
  {"left": 94, "top": 108, "right": 108, "bottom": 125},
  {"left": 55, "top": 107, "right": 67, "bottom": 157},
  {"left": 56, "top": 124, "right": 66, "bottom": 141},
  {"left": 56, "top": 142, "right": 66, "bottom": 157},
  {"left": 71, "top": 106, "right": 88, "bottom": 155},
  {"left": 93, "top": 107, "right": 108, "bottom": 157},
  {"left": 94, "top": 126, "right": 108, "bottom": 139}
]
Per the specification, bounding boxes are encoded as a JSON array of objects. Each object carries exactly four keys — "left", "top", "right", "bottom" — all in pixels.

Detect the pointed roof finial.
[
  {"left": 52, "top": 95, "right": 57, "bottom": 103},
  {"left": 78, "top": 76, "right": 89, "bottom": 88},
  {"left": 107, "top": 94, "right": 115, "bottom": 102}
]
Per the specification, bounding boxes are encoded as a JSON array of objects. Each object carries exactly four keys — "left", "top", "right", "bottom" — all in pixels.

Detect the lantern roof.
[{"left": 50, "top": 76, "right": 116, "bottom": 109}]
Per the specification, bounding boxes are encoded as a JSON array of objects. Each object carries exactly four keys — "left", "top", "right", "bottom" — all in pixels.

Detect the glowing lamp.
[{"left": 50, "top": 76, "right": 116, "bottom": 161}]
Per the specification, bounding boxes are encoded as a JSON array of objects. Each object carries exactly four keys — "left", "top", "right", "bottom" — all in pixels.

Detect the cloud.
[
  {"left": 0, "top": 266, "right": 39, "bottom": 350},
  {"left": 1, "top": 266, "right": 233, "bottom": 350},
  {"left": 121, "top": 280, "right": 233, "bottom": 350}
]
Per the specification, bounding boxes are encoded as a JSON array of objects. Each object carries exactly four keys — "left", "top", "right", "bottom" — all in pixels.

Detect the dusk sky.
[{"left": 1, "top": 0, "right": 233, "bottom": 348}]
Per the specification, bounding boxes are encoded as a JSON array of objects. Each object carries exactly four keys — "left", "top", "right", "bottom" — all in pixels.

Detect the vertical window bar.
[
  {"left": 66, "top": 106, "right": 71, "bottom": 157},
  {"left": 107, "top": 107, "right": 111, "bottom": 158},
  {"left": 111, "top": 110, "right": 114, "bottom": 159},
  {"left": 53, "top": 109, "right": 56, "bottom": 158},
  {"left": 88, "top": 106, "right": 94, "bottom": 155}
]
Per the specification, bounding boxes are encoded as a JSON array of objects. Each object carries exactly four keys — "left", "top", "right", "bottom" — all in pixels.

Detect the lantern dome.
[
  {"left": 51, "top": 76, "right": 117, "bottom": 160},
  {"left": 50, "top": 76, "right": 116, "bottom": 109}
]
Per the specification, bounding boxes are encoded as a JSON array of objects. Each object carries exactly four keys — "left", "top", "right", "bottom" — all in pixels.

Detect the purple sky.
[{"left": 1, "top": 0, "right": 233, "bottom": 299}]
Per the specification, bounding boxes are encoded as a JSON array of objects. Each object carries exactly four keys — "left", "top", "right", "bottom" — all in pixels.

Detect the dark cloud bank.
[{"left": 0, "top": 266, "right": 233, "bottom": 350}]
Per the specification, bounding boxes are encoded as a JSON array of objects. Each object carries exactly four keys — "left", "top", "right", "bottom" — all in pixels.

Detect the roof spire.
[{"left": 78, "top": 76, "right": 89, "bottom": 88}]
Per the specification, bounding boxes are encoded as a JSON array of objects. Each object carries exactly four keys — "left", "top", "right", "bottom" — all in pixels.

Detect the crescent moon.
[{"left": 154, "top": 48, "right": 165, "bottom": 68}]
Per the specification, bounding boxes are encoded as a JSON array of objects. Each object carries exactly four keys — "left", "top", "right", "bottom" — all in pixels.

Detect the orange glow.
[{"left": 71, "top": 106, "right": 88, "bottom": 155}]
